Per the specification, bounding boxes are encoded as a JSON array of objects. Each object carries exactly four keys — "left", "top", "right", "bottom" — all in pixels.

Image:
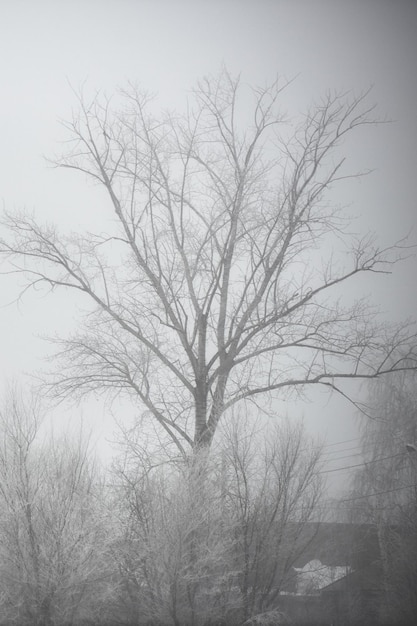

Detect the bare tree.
[
  {"left": 110, "top": 413, "right": 323, "bottom": 626},
  {"left": 0, "top": 387, "right": 108, "bottom": 626},
  {"left": 220, "top": 415, "right": 323, "bottom": 621},
  {"left": 1, "top": 71, "right": 416, "bottom": 453},
  {"left": 111, "top": 443, "right": 238, "bottom": 626}
]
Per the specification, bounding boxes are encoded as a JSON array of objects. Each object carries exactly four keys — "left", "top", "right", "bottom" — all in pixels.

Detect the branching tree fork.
[{"left": 1, "top": 72, "right": 416, "bottom": 454}]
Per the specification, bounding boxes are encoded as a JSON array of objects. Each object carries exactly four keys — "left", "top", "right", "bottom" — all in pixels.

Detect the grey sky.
[{"left": 0, "top": 0, "right": 416, "bottom": 487}]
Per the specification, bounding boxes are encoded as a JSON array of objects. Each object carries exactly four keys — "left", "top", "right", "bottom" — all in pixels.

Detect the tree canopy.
[{"left": 1, "top": 71, "right": 415, "bottom": 453}]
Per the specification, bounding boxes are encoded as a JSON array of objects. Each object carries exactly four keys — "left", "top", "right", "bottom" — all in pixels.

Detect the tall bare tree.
[{"left": 1, "top": 71, "right": 415, "bottom": 453}]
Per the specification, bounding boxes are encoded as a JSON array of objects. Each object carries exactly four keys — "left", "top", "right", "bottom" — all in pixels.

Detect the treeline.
[
  {"left": 0, "top": 391, "right": 322, "bottom": 626},
  {"left": 1, "top": 375, "right": 416, "bottom": 626}
]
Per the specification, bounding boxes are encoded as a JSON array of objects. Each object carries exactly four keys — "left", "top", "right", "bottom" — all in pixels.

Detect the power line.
[
  {"left": 322, "top": 443, "right": 362, "bottom": 454},
  {"left": 319, "top": 436, "right": 362, "bottom": 449},
  {"left": 307, "top": 437, "right": 363, "bottom": 456},
  {"left": 316, "top": 438, "right": 386, "bottom": 460},
  {"left": 336, "top": 483, "right": 417, "bottom": 503},
  {"left": 317, "top": 452, "right": 404, "bottom": 475},
  {"left": 322, "top": 450, "right": 364, "bottom": 463},
  {"left": 320, "top": 441, "right": 396, "bottom": 458}
]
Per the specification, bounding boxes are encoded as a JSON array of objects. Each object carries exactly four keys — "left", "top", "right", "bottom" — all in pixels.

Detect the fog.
[{"left": 1, "top": 0, "right": 416, "bottom": 494}]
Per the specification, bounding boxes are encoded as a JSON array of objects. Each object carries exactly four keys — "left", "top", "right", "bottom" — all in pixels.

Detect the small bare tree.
[
  {"left": 111, "top": 444, "right": 237, "bottom": 626},
  {"left": 1, "top": 70, "right": 416, "bottom": 453},
  {"left": 0, "top": 388, "right": 107, "bottom": 626},
  {"left": 220, "top": 415, "right": 323, "bottom": 621},
  {"left": 110, "top": 413, "right": 323, "bottom": 626}
]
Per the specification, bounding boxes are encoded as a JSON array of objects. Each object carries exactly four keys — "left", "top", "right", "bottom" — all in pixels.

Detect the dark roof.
[
  {"left": 290, "top": 522, "right": 380, "bottom": 570},
  {"left": 321, "top": 560, "right": 383, "bottom": 593}
]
